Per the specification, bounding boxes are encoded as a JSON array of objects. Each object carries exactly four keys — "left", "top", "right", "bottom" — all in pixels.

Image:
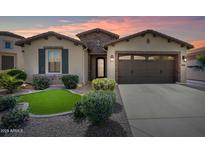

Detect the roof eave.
[
  {"left": 76, "top": 28, "right": 119, "bottom": 39},
  {"left": 15, "top": 31, "right": 86, "bottom": 48},
  {"left": 104, "top": 30, "right": 194, "bottom": 49}
]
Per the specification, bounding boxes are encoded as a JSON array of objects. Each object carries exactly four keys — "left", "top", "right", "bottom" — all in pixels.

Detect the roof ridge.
[
  {"left": 0, "top": 31, "right": 24, "bottom": 39},
  {"left": 16, "top": 31, "right": 85, "bottom": 47},
  {"left": 76, "top": 28, "right": 119, "bottom": 38},
  {"left": 105, "top": 29, "right": 193, "bottom": 49}
]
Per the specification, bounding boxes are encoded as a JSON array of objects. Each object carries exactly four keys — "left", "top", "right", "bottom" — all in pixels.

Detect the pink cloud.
[
  {"left": 12, "top": 17, "right": 205, "bottom": 42},
  {"left": 192, "top": 39, "right": 205, "bottom": 48},
  {"left": 13, "top": 17, "right": 142, "bottom": 38}
]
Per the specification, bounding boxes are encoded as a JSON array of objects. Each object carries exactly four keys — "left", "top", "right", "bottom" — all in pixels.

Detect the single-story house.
[
  {"left": 0, "top": 31, "right": 24, "bottom": 71},
  {"left": 0, "top": 28, "right": 194, "bottom": 84}
]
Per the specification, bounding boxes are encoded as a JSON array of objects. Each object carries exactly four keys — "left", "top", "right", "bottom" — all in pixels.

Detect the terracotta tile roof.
[
  {"left": 0, "top": 31, "right": 24, "bottom": 39},
  {"left": 104, "top": 29, "right": 193, "bottom": 49},
  {"left": 16, "top": 31, "right": 86, "bottom": 47},
  {"left": 76, "top": 28, "right": 119, "bottom": 39}
]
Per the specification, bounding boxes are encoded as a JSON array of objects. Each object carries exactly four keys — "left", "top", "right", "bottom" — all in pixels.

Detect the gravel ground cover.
[{"left": 1, "top": 86, "right": 132, "bottom": 137}]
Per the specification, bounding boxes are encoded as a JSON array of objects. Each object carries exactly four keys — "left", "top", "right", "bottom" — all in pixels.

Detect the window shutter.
[
  {"left": 38, "top": 49, "right": 45, "bottom": 74},
  {"left": 62, "top": 49, "right": 69, "bottom": 74}
]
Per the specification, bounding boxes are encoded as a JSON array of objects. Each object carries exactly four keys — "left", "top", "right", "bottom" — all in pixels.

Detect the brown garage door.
[{"left": 118, "top": 55, "right": 176, "bottom": 84}]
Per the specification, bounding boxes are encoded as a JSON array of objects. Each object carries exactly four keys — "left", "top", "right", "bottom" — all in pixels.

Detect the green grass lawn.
[{"left": 18, "top": 89, "right": 81, "bottom": 115}]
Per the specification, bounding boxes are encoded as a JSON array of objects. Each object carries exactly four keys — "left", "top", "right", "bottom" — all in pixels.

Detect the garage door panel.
[
  {"left": 160, "top": 76, "right": 174, "bottom": 83},
  {"left": 119, "top": 76, "right": 133, "bottom": 84},
  {"left": 118, "top": 61, "right": 132, "bottom": 75},
  {"left": 118, "top": 54, "right": 176, "bottom": 84}
]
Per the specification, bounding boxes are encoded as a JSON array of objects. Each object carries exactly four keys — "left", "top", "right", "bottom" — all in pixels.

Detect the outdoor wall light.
[
  {"left": 110, "top": 55, "right": 114, "bottom": 62},
  {"left": 182, "top": 55, "right": 187, "bottom": 62}
]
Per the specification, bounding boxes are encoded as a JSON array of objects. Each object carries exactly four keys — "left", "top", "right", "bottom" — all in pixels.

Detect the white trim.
[{"left": 3, "top": 40, "right": 13, "bottom": 49}]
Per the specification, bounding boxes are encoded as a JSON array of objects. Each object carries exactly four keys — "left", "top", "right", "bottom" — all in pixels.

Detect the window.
[
  {"left": 119, "top": 55, "right": 131, "bottom": 60},
  {"left": 97, "top": 58, "right": 105, "bottom": 77},
  {"left": 162, "top": 56, "right": 175, "bottom": 60},
  {"left": 48, "top": 49, "right": 61, "bottom": 73},
  {"left": 4, "top": 41, "right": 12, "bottom": 49},
  {"left": 1, "top": 55, "right": 14, "bottom": 70},
  {"left": 148, "top": 56, "right": 160, "bottom": 60},
  {"left": 134, "top": 56, "right": 146, "bottom": 60}
]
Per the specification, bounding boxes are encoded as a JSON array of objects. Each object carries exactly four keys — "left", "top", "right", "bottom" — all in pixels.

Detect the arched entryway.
[{"left": 89, "top": 55, "right": 106, "bottom": 80}]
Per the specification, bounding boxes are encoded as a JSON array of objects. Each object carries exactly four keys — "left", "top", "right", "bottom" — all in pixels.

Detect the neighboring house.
[
  {"left": 187, "top": 47, "right": 205, "bottom": 87},
  {"left": 0, "top": 31, "right": 24, "bottom": 71},
  {"left": 1, "top": 28, "right": 194, "bottom": 84},
  {"left": 16, "top": 31, "right": 87, "bottom": 84}
]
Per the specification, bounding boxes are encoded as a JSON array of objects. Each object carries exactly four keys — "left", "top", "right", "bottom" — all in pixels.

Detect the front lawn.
[{"left": 18, "top": 89, "right": 81, "bottom": 115}]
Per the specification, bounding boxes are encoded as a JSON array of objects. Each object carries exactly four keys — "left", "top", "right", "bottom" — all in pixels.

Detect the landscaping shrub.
[
  {"left": 33, "top": 76, "right": 50, "bottom": 90},
  {"left": 197, "top": 55, "right": 205, "bottom": 66},
  {"left": 92, "top": 78, "right": 116, "bottom": 91},
  {"left": 6, "top": 69, "right": 27, "bottom": 81},
  {"left": 73, "top": 101, "right": 85, "bottom": 119},
  {"left": 1, "top": 109, "right": 29, "bottom": 129},
  {"left": 61, "top": 74, "right": 79, "bottom": 89},
  {"left": 81, "top": 90, "right": 116, "bottom": 124},
  {"left": 0, "top": 96, "right": 17, "bottom": 111},
  {"left": 0, "top": 73, "right": 24, "bottom": 93}
]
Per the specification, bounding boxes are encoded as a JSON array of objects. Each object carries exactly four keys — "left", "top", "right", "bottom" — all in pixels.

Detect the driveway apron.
[{"left": 119, "top": 84, "right": 205, "bottom": 137}]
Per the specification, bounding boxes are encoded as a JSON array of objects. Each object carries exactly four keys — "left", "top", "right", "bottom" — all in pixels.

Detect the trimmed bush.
[
  {"left": 81, "top": 90, "right": 116, "bottom": 124},
  {"left": 33, "top": 76, "right": 50, "bottom": 90},
  {"left": 0, "top": 96, "right": 17, "bottom": 111},
  {"left": 61, "top": 75, "right": 79, "bottom": 89},
  {"left": 92, "top": 78, "right": 116, "bottom": 91},
  {"left": 6, "top": 69, "right": 27, "bottom": 81},
  {"left": 0, "top": 73, "right": 24, "bottom": 93},
  {"left": 73, "top": 101, "right": 85, "bottom": 119},
  {"left": 1, "top": 109, "right": 29, "bottom": 129},
  {"left": 197, "top": 55, "right": 205, "bottom": 66}
]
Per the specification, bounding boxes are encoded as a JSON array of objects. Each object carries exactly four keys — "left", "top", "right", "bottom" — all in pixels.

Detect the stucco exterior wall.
[
  {"left": 83, "top": 49, "right": 88, "bottom": 83},
  {"left": 23, "top": 36, "right": 87, "bottom": 84},
  {"left": 106, "top": 33, "right": 188, "bottom": 82},
  {"left": 0, "top": 35, "right": 24, "bottom": 70}
]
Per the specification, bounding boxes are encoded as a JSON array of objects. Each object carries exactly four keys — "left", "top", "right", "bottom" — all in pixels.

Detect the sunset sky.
[{"left": 1, "top": 16, "right": 205, "bottom": 48}]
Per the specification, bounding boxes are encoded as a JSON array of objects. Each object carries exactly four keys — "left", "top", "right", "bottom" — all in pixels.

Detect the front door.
[
  {"left": 96, "top": 57, "right": 105, "bottom": 78},
  {"left": 1, "top": 55, "right": 15, "bottom": 70}
]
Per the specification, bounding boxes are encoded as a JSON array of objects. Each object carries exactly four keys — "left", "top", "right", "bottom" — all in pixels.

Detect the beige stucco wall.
[
  {"left": 107, "top": 33, "right": 188, "bottom": 83},
  {"left": 83, "top": 50, "right": 88, "bottom": 83},
  {"left": 22, "top": 36, "right": 88, "bottom": 84},
  {"left": 0, "top": 35, "right": 24, "bottom": 70}
]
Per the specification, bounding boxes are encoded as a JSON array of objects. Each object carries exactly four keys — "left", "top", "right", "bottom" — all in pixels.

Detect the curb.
[{"left": 29, "top": 110, "right": 73, "bottom": 118}]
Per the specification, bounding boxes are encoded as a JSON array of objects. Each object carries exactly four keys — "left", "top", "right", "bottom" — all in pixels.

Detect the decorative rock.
[{"left": 15, "top": 102, "right": 29, "bottom": 111}]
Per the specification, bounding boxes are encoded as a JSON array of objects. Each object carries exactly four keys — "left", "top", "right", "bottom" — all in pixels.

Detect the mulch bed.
[{"left": 0, "top": 86, "right": 133, "bottom": 137}]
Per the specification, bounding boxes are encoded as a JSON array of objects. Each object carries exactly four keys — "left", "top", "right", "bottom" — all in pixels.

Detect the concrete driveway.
[{"left": 118, "top": 84, "right": 205, "bottom": 137}]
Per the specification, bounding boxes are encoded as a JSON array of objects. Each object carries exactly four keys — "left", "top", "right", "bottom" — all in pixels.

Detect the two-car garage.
[
  {"left": 117, "top": 53, "right": 179, "bottom": 84},
  {"left": 106, "top": 30, "right": 193, "bottom": 84}
]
